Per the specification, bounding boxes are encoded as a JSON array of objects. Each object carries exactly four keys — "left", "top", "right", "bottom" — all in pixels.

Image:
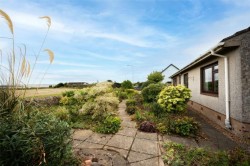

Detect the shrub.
[
  {"left": 125, "top": 105, "right": 138, "bottom": 115},
  {"left": 81, "top": 95, "right": 119, "bottom": 120},
  {"left": 59, "top": 96, "right": 77, "bottom": 105},
  {"left": 95, "top": 116, "right": 121, "bottom": 134},
  {"left": 156, "top": 122, "right": 169, "bottom": 134},
  {"left": 147, "top": 71, "right": 164, "bottom": 83},
  {"left": 0, "top": 110, "right": 78, "bottom": 166},
  {"left": 158, "top": 85, "right": 191, "bottom": 113},
  {"left": 163, "top": 142, "right": 250, "bottom": 166},
  {"left": 150, "top": 102, "right": 165, "bottom": 117},
  {"left": 141, "top": 83, "right": 164, "bottom": 103},
  {"left": 116, "top": 91, "right": 128, "bottom": 101},
  {"left": 139, "top": 121, "right": 156, "bottom": 133},
  {"left": 121, "top": 80, "right": 133, "bottom": 89},
  {"left": 135, "top": 110, "right": 146, "bottom": 122},
  {"left": 53, "top": 106, "right": 70, "bottom": 122},
  {"left": 62, "top": 90, "right": 75, "bottom": 97},
  {"left": 170, "top": 116, "right": 199, "bottom": 136},
  {"left": 126, "top": 99, "right": 136, "bottom": 106}
]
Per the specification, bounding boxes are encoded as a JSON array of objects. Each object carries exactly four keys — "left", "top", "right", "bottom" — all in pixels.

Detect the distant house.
[
  {"left": 66, "top": 82, "right": 89, "bottom": 87},
  {"left": 170, "top": 27, "right": 250, "bottom": 139},
  {"left": 161, "top": 64, "right": 180, "bottom": 83}
]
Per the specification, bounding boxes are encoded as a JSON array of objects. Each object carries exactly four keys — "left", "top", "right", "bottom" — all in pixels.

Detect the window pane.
[
  {"left": 214, "top": 72, "right": 218, "bottom": 92},
  {"left": 214, "top": 64, "right": 218, "bottom": 70},
  {"left": 184, "top": 74, "right": 188, "bottom": 88},
  {"left": 203, "top": 68, "right": 212, "bottom": 91}
]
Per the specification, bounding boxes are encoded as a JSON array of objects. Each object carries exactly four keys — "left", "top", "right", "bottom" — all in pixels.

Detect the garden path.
[
  {"left": 73, "top": 101, "right": 165, "bottom": 166},
  {"left": 72, "top": 101, "right": 241, "bottom": 166}
]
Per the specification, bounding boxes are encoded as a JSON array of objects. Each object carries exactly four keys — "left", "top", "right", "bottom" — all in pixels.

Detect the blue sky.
[{"left": 0, "top": 0, "right": 250, "bottom": 84}]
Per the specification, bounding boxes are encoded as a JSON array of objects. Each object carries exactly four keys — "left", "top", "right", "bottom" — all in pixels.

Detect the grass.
[{"left": 16, "top": 88, "right": 78, "bottom": 97}]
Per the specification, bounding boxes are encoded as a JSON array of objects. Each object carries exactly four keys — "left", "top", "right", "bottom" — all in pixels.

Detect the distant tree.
[
  {"left": 121, "top": 80, "right": 133, "bottom": 89},
  {"left": 107, "top": 80, "right": 112, "bottom": 82},
  {"left": 112, "top": 82, "right": 121, "bottom": 88},
  {"left": 54, "top": 82, "right": 64, "bottom": 88},
  {"left": 147, "top": 71, "right": 164, "bottom": 83}
]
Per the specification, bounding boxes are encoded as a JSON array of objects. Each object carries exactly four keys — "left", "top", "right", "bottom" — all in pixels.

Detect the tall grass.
[{"left": 0, "top": 9, "right": 78, "bottom": 165}]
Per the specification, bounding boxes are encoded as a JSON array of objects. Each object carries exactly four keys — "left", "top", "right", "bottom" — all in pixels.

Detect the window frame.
[
  {"left": 173, "top": 77, "right": 177, "bottom": 86},
  {"left": 184, "top": 73, "right": 188, "bottom": 88},
  {"left": 200, "top": 62, "right": 219, "bottom": 95},
  {"left": 179, "top": 75, "right": 181, "bottom": 84}
]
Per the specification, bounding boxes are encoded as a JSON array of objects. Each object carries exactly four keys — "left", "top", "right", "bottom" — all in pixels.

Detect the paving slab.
[
  {"left": 197, "top": 139, "right": 218, "bottom": 150},
  {"left": 131, "top": 138, "right": 159, "bottom": 155},
  {"left": 77, "top": 141, "right": 104, "bottom": 149},
  {"left": 121, "top": 121, "right": 137, "bottom": 128},
  {"left": 112, "top": 154, "right": 130, "bottom": 166},
  {"left": 136, "top": 131, "right": 158, "bottom": 141},
  {"left": 76, "top": 148, "right": 128, "bottom": 166},
  {"left": 127, "top": 151, "right": 154, "bottom": 163},
  {"left": 163, "top": 135, "right": 198, "bottom": 147},
  {"left": 73, "top": 140, "right": 83, "bottom": 148},
  {"left": 117, "top": 127, "right": 137, "bottom": 137},
  {"left": 104, "top": 146, "right": 129, "bottom": 158},
  {"left": 158, "top": 157, "right": 165, "bottom": 166},
  {"left": 130, "top": 157, "right": 159, "bottom": 166},
  {"left": 106, "top": 135, "right": 134, "bottom": 150},
  {"left": 73, "top": 130, "right": 93, "bottom": 141},
  {"left": 85, "top": 133, "right": 112, "bottom": 145}
]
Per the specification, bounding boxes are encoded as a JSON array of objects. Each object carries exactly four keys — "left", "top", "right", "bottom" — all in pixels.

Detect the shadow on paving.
[{"left": 187, "top": 109, "right": 240, "bottom": 150}]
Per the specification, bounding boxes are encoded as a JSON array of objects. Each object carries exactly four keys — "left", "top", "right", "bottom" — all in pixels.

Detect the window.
[
  {"left": 173, "top": 77, "right": 177, "bottom": 86},
  {"left": 179, "top": 75, "right": 181, "bottom": 84},
  {"left": 201, "top": 62, "right": 218, "bottom": 94},
  {"left": 184, "top": 73, "right": 188, "bottom": 88}
]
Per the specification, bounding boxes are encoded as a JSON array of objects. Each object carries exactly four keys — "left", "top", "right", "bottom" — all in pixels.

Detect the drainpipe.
[{"left": 210, "top": 49, "right": 232, "bottom": 129}]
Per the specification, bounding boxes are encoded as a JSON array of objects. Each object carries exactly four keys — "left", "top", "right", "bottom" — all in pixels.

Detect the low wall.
[{"left": 25, "top": 96, "right": 61, "bottom": 107}]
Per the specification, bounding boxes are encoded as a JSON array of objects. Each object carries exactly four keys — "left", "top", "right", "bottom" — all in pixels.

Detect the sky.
[{"left": 0, "top": 0, "right": 250, "bottom": 85}]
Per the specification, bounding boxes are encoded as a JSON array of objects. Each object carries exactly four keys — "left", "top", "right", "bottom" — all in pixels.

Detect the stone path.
[
  {"left": 73, "top": 101, "right": 241, "bottom": 165},
  {"left": 73, "top": 101, "right": 164, "bottom": 166}
]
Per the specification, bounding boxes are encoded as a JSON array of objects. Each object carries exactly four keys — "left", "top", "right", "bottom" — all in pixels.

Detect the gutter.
[
  {"left": 210, "top": 49, "right": 232, "bottom": 129},
  {"left": 170, "top": 42, "right": 225, "bottom": 78}
]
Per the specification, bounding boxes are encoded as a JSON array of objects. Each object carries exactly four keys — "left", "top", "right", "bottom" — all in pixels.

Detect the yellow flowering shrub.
[{"left": 157, "top": 85, "right": 191, "bottom": 113}]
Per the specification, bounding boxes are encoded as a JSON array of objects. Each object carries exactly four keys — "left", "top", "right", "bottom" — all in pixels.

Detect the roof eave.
[{"left": 169, "top": 42, "right": 225, "bottom": 78}]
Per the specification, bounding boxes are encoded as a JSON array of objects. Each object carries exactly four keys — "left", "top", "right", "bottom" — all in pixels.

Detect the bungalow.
[{"left": 170, "top": 27, "right": 250, "bottom": 139}]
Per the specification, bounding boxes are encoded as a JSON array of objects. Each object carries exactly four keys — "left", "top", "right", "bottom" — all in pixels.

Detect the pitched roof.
[{"left": 170, "top": 27, "right": 250, "bottom": 78}]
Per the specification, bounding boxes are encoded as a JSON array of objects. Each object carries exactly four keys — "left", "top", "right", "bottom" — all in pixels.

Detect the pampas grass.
[{"left": 0, "top": 9, "right": 54, "bottom": 110}]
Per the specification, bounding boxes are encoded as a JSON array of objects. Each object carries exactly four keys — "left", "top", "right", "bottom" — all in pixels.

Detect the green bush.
[
  {"left": 125, "top": 105, "right": 138, "bottom": 115},
  {"left": 147, "top": 71, "right": 164, "bottom": 83},
  {"left": 156, "top": 122, "right": 169, "bottom": 134},
  {"left": 142, "top": 83, "right": 164, "bottom": 103},
  {"left": 150, "top": 102, "right": 165, "bottom": 117},
  {"left": 126, "top": 99, "right": 136, "bottom": 106},
  {"left": 53, "top": 106, "right": 70, "bottom": 122},
  {"left": 81, "top": 95, "right": 119, "bottom": 120},
  {"left": 62, "top": 90, "right": 75, "bottom": 97},
  {"left": 116, "top": 90, "right": 128, "bottom": 101},
  {"left": 158, "top": 85, "right": 191, "bottom": 113},
  {"left": 0, "top": 110, "right": 78, "bottom": 166},
  {"left": 121, "top": 80, "right": 133, "bottom": 89},
  {"left": 163, "top": 142, "right": 250, "bottom": 166},
  {"left": 59, "top": 96, "right": 77, "bottom": 105},
  {"left": 95, "top": 116, "right": 121, "bottom": 134},
  {"left": 135, "top": 110, "right": 146, "bottom": 122},
  {"left": 170, "top": 116, "right": 199, "bottom": 136}
]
